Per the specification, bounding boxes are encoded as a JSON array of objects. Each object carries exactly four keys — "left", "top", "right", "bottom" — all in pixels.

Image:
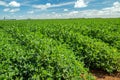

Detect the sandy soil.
[{"left": 91, "top": 70, "right": 120, "bottom": 80}]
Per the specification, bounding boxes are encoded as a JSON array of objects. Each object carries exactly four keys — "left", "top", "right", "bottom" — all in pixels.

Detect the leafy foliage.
[{"left": 0, "top": 18, "right": 120, "bottom": 79}]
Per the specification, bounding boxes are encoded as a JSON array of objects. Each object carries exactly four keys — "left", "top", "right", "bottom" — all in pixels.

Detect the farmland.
[{"left": 0, "top": 18, "right": 120, "bottom": 80}]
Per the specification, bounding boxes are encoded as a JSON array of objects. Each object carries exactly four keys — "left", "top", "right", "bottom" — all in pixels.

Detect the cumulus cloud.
[
  {"left": 67, "top": 1, "right": 120, "bottom": 18},
  {"left": 32, "top": 1, "right": 89, "bottom": 10},
  {"left": 2, "top": 1, "right": 21, "bottom": 13},
  {"left": 113, "top": 1, "right": 120, "bottom": 8},
  {"left": 32, "top": 0, "right": 90, "bottom": 10},
  {"left": 3, "top": 8, "right": 20, "bottom": 13},
  {"left": 9, "top": 8, "right": 20, "bottom": 13},
  {"left": 33, "top": 3, "right": 51, "bottom": 10},
  {"left": 3, "top": 8, "right": 10, "bottom": 12},
  {"left": 68, "top": 11, "right": 78, "bottom": 15},
  {"left": 52, "top": 2, "right": 74, "bottom": 7},
  {"left": 0, "top": 1, "right": 8, "bottom": 6},
  {"left": 74, "top": 0, "right": 87, "bottom": 8},
  {"left": 9, "top": 1, "right": 21, "bottom": 7},
  {"left": 2, "top": 0, "right": 120, "bottom": 19},
  {"left": 35, "top": 1, "right": 120, "bottom": 19},
  {"left": 33, "top": 2, "right": 74, "bottom": 10},
  {"left": 62, "top": 1, "right": 119, "bottom": 18},
  {"left": 102, "top": 1, "right": 120, "bottom": 12},
  {"left": 0, "top": 1, "right": 21, "bottom": 8}
]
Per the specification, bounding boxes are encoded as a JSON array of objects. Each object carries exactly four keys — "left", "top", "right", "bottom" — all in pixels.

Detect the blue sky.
[{"left": 0, "top": 0, "right": 120, "bottom": 19}]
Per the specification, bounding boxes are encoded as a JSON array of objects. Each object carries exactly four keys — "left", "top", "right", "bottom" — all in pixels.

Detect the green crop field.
[{"left": 0, "top": 18, "right": 120, "bottom": 80}]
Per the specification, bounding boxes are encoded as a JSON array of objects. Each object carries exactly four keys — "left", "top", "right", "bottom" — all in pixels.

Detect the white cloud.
[
  {"left": 34, "top": 1, "right": 120, "bottom": 19},
  {"left": 3, "top": 8, "right": 20, "bottom": 13},
  {"left": 52, "top": 12, "right": 56, "bottom": 14},
  {"left": 0, "top": 1, "right": 8, "bottom": 6},
  {"left": 67, "top": 1, "right": 120, "bottom": 18},
  {"left": 2, "top": 1, "right": 21, "bottom": 13},
  {"left": 64, "top": 9, "right": 68, "bottom": 11},
  {"left": 33, "top": 1, "right": 74, "bottom": 10},
  {"left": 27, "top": 11, "right": 34, "bottom": 14},
  {"left": 32, "top": 1, "right": 91, "bottom": 10},
  {"left": 68, "top": 11, "right": 79, "bottom": 15},
  {"left": 3, "top": 8, "right": 10, "bottom": 12},
  {"left": 2, "top": 1, "right": 120, "bottom": 19},
  {"left": 51, "top": 1, "right": 74, "bottom": 7},
  {"left": 33, "top": 3, "right": 51, "bottom": 10},
  {"left": 19, "top": 15, "right": 24, "bottom": 18},
  {"left": 113, "top": 1, "right": 120, "bottom": 8},
  {"left": 0, "top": 1, "right": 21, "bottom": 8},
  {"left": 102, "top": 1, "right": 120, "bottom": 13},
  {"left": 64, "top": 1, "right": 120, "bottom": 18},
  {"left": 9, "top": 1, "right": 21, "bottom": 7},
  {"left": 74, "top": 0, "right": 87, "bottom": 8},
  {"left": 9, "top": 8, "right": 20, "bottom": 13}
]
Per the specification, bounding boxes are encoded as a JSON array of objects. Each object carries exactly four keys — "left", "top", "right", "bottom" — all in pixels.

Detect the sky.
[{"left": 0, "top": 0, "right": 120, "bottom": 19}]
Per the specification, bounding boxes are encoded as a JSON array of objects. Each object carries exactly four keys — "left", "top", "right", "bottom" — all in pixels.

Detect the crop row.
[
  {"left": 39, "top": 24, "right": 120, "bottom": 73},
  {"left": 0, "top": 25, "right": 94, "bottom": 79}
]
